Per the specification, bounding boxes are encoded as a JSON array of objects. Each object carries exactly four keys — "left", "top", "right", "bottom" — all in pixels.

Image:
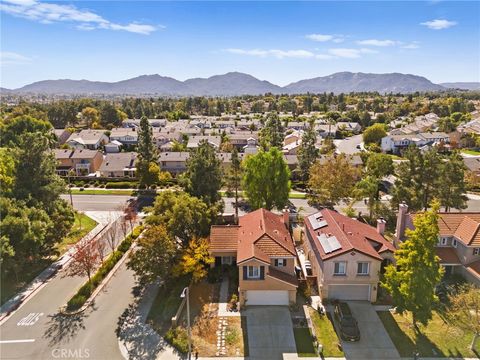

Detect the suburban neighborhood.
[{"left": 1, "top": 1, "right": 480, "bottom": 360}]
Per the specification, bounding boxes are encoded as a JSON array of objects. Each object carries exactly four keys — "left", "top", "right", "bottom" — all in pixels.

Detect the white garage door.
[
  {"left": 246, "top": 290, "right": 289, "bottom": 306},
  {"left": 328, "top": 285, "right": 370, "bottom": 301}
]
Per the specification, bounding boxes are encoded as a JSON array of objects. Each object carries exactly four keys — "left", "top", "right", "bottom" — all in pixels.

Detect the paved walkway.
[{"left": 218, "top": 277, "right": 240, "bottom": 317}]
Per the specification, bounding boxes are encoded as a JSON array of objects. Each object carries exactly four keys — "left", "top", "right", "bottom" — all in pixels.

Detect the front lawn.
[
  {"left": 378, "top": 310, "right": 478, "bottom": 358},
  {"left": 69, "top": 189, "right": 135, "bottom": 195},
  {"left": 309, "top": 308, "right": 344, "bottom": 357},
  {"left": 56, "top": 213, "right": 97, "bottom": 254},
  {"left": 294, "top": 327, "right": 317, "bottom": 357},
  {"left": 462, "top": 149, "right": 480, "bottom": 156}
]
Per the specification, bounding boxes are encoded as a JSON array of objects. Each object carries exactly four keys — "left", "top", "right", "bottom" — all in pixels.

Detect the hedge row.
[
  {"left": 66, "top": 225, "right": 143, "bottom": 311},
  {"left": 165, "top": 327, "right": 189, "bottom": 354}
]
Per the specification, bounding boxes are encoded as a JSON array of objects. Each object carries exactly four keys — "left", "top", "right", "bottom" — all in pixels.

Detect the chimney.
[
  {"left": 395, "top": 202, "right": 409, "bottom": 246},
  {"left": 282, "top": 208, "right": 290, "bottom": 228},
  {"left": 376, "top": 217, "right": 386, "bottom": 235}
]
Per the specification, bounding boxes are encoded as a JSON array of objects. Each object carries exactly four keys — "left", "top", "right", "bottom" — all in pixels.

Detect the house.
[
  {"left": 52, "top": 129, "right": 72, "bottom": 146},
  {"left": 152, "top": 128, "right": 182, "bottom": 148},
  {"left": 229, "top": 132, "right": 259, "bottom": 149},
  {"left": 395, "top": 204, "right": 480, "bottom": 285},
  {"left": 99, "top": 152, "right": 137, "bottom": 178},
  {"left": 158, "top": 152, "right": 190, "bottom": 175},
  {"left": 302, "top": 210, "right": 395, "bottom": 302},
  {"left": 66, "top": 130, "right": 109, "bottom": 150},
  {"left": 109, "top": 128, "right": 138, "bottom": 146},
  {"left": 381, "top": 132, "right": 449, "bottom": 154},
  {"left": 104, "top": 140, "right": 123, "bottom": 153},
  {"left": 123, "top": 118, "right": 167, "bottom": 128},
  {"left": 53, "top": 149, "right": 103, "bottom": 176},
  {"left": 464, "top": 157, "right": 480, "bottom": 176},
  {"left": 336, "top": 122, "right": 361, "bottom": 134},
  {"left": 209, "top": 209, "right": 298, "bottom": 306},
  {"left": 187, "top": 136, "right": 221, "bottom": 149}
]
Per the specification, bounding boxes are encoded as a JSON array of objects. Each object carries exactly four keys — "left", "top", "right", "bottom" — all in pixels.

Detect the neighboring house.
[
  {"left": 389, "top": 113, "right": 439, "bottom": 135},
  {"left": 302, "top": 209, "right": 395, "bottom": 302},
  {"left": 66, "top": 130, "right": 109, "bottom": 150},
  {"left": 458, "top": 119, "right": 480, "bottom": 135},
  {"left": 464, "top": 156, "right": 480, "bottom": 176},
  {"left": 104, "top": 140, "right": 123, "bottom": 153},
  {"left": 215, "top": 120, "right": 236, "bottom": 129},
  {"left": 286, "top": 121, "right": 307, "bottom": 130},
  {"left": 99, "top": 152, "right": 137, "bottom": 178},
  {"left": 109, "top": 128, "right": 139, "bottom": 146},
  {"left": 284, "top": 131, "right": 303, "bottom": 146},
  {"left": 243, "top": 137, "right": 259, "bottom": 154},
  {"left": 282, "top": 140, "right": 302, "bottom": 155},
  {"left": 152, "top": 128, "right": 182, "bottom": 148},
  {"left": 395, "top": 204, "right": 480, "bottom": 285},
  {"left": 229, "top": 132, "right": 259, "bottom": 149},
  {"left": 209, "top": 208, "right": 298, "bottom": 306},
  {"left": 187, "top": 136, "right": 221, "bottom": 149},
  {"left": 336, "top": 122, "right": 361, "bottom": 134},
  {"left": 52, "top": 129, "right": 72, "bottom": 146},
  {"left": 158, "top": 152, "right": 190, "bottom": 175},
  {"left": 54, "top": 149, "right": 103, "bottom": 176},
  {"left": 381, "top": 132, "right": 449, "bottom": 154},
  {"left": 123, "top": 118, "right": 167, "bottom": 128}
]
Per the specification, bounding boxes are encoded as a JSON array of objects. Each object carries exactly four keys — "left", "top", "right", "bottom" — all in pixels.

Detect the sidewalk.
[{"left": 218, "top": 277, "right": 240, "bottom": 318}]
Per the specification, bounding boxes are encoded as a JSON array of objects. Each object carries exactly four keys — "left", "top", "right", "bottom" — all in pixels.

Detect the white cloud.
[
  {"left": 401, "top": 41, "right": 420, "bottom": 49},
  {"left": 0, "top": 0, "right": 159, "bottom": 34},
  {"left": 1, "top": 51, "right": 32, "bottom": 65},
  {"left": 327, "top": 48, "right": 376, "bottom": 58},
  {"left": 306, "top": 33, "right": 344, "bottom": 43},
  {"left": 357, "top": 39, "right": 397, "bottom": 47},
  {"left": 421, "top": 19, "right": 457, "bottom": 30},
  {"left": 225, "top": 48, "right": 318, "bottom": 59}
]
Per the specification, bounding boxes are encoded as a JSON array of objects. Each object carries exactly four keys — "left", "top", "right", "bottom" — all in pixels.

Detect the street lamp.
[{"left": 180, "top": 287, "right": 192, "bottom": 360}]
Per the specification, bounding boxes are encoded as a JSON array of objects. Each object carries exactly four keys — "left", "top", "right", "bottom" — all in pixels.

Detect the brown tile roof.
[
  {"left": 209, "top": 225, "right": 239, "bottom": 252},
  {"left": 437, "top": 213, "right": 480, "bottom": 246},
  {"left": 237, "top": 209, "right": 295, "bottom": 263},
  {"left": 268, "top": 266, "right": 298, "bottom": 287},
  {"left": 435, "top": 248, "right": 461, "bottom": 265},
  {"left": 466, "top": 260, "right": 480, "bottom": 280},
  {"left": 304, "top": 209, "right": 395, "bottom": 261}
]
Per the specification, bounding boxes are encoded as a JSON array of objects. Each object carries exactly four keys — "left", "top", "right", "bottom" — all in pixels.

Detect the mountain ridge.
[{"left": 1, "top": 71, "right": 474, "bottom": 95}]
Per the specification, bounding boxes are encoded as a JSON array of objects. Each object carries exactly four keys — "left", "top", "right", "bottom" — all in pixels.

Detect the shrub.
[
  {"left": 165, "top": 327, "right": 189, "bottom": 354},
  {"left": 207, "top": 266, "right": 222, "bottom": 283},
  {"left": 67, "top": 295, "right": 87, "bottom": 311},
  {"left": 225, "top": 326, "right": 239, "bottom": 345},
  {"left": 105, "top": 181, "right": 135, "bottom": 189}
]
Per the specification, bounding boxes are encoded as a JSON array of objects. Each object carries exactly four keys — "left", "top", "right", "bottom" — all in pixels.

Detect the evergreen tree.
[
  {"left": 260, "top": 112, "right": 284, "bottom": 150},
  {"left": 226, "top": 147, "right": 242, "bottom": 221},
  {"left": 382, "top": 202, "right": 443, "bottom": 329},
  {"left": 297, "top": 121, "right": 319, "bottom": 182},
  {"left": 136, "top": 116, "right": 159, "bottom": 187},
  {"left": 438, "top": 152, "right": 468, "bottom": 211}
]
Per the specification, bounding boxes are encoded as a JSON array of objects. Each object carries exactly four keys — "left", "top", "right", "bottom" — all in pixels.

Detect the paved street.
[{"left": 0, "top": 219, "right": 131, "bottom": 360}]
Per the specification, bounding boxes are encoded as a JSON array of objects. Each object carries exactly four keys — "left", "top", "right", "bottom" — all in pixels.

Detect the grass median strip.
[
  {"left": 66, "top": 226, "right": 143, "bottom": 312},
  {"left": 69, "top": 189, "right": 135, "bottom": 196}
]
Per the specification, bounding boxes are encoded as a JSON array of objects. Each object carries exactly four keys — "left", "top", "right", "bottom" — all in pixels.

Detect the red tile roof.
[
  {"left": 209, "top": 225, "right": 239, "bottom": 252},
  {"left": 436, "top": 213, "right": 480, "bottom": 246},
  {"left": 268, "top": 266, "right": 298, "bottom": 287},
  {"left": 435, "top": 248, "right": 461, "bottom": 265},
  {"left": 466, "top": 260, "right": 480, "bottom": 280},
  {"left": 304, "top": 209, "right": 395, "bottom": 261}
]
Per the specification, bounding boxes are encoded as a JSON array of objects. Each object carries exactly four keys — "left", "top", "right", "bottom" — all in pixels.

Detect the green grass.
[
  {"left": 56, "top": 213, "right": 97, "bottom": 254},
  {"left": 309, "top": 308, "right": 344, "bottom": 357},
  {"left": 69, "top": 189, "right": 134, "bottom": 195},
  {"left": 147, "top": 277, "right": 191, "bottom": 335},
  {"left": 294, "top": 327, "right": 317, "bottom": 357},
  {"left": 219, "top": 190, "right": 306, "bottom": 199},
  {"left": 461, "top": 149, "right": 480, "bottom": 156},
  {"left": 377, "top": 311, "right": 478, "bottom": 358}
]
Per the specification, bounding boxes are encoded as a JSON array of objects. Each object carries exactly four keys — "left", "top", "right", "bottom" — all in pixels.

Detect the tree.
[
  {"left": 184, "top": 141, "right": 222, "bottom": 205},
  {"left": 363, "top": 123, "right": 387, "bottom": 145},
  {"left": 242, "top": 147, "right": 291, "bottom": 210},
  {"left": 100, "top": 103, "right": 123, "bottom": 128},
  {"left": 127, "top": 225, "right": 177, "bottom": 285},
  {"left": 69, "top": 241, "right": 100, "bottom": 285},
  {"left": 136, "top": 116, "right": 159, "bottom": 187},
  {"left": 106, "top": 214, "right": 119, "bottom": 253},
  {"left": 226, "top": 147, "right": 242, "bottom": 221},
  {"left": 1, "top": 116, "right": 53, "bottom": 147},
  {"left": 308, "top": 154, "right": 359, "bottom": 208},
  {"left": 437, "top": 152, "right": 468, "bottom": 212},
  {"left": 260, "top": 112, "right": 284, "bottom": 149},
  {"left": 382, "top": 202, "right": 443, "bottom": 329},
  {"left": 0, "top": 148, "right": 16, "bottom": 196},
  {"left": 80, "top": 107, "right": 99, "bottom": 128},
  {"left": 297, "top": 121, "right": 319, "bottom": 182},
  {"left": 147, "top": 191, "right": 214, "bottom": 246},
  {"left": 173, "top": 237, "right": 213, "bottom": 283},
  {"left": 447, "top": 284, "right": 480, "bottom": 350}
]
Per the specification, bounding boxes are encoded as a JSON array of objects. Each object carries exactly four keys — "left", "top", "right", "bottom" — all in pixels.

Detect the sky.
[{"left": 1, "top": 0, "right": 479, "bottom": 89}]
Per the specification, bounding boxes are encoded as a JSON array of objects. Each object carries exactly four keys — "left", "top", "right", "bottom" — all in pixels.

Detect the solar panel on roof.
[
  {"left": 308, "top": 214, "right": 328, "bottom": 230},
  {"left": 318, "top": 234, "right": 342, "bottom": 254}
]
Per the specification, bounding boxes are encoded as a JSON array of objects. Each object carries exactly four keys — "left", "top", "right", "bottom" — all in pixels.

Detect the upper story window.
[
  {"left": 474, "top": 248, "right": 480, "bottom": 256},
  {"left": 334, "top": 261, "right": 346, "bottom": 276},
  {"left": 438, "top": 237, "right": 448, "bottom": 246},
  {"left": 274, "top": 259, "right": 286, "bottom": 267},
  {"left": 357, "top": 262, "right": 370, "bottom": 276},
  {"left": 452, "top": 239, "right": 457, "bottom": 248},
  {"left": 247, "top": 266, "right": 260, "bottom": 279}
]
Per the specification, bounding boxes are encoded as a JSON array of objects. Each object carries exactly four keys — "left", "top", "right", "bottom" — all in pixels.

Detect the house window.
[
  {"left": 441, "top": 237, "right": 448, "bottom": 246},
  {"left": 452, "top": 239, "right": 457, "bottom": 248},
  {"left": 474, "top": 248, "right": 480, "bottom": 256},
  {"left": 334, "top": 262, "right": 346, "bottom": 275},
  {"left": 275, "top": 259, "right": 286, "bottom": 267},
  {"left": 221, "top": 256, "right": 233, "bottom": 265},
  {"left": 357, "top": 262, "right": 370, "bottom": 275},
  {"left": 247, "top": 266, "right": 260, "bottom": 279}
]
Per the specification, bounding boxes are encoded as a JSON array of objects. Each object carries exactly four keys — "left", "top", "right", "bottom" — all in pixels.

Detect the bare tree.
[
  {"left": 106, "top": 212, "right": 119, "bottom": 253},
  {"left": 119, "top": 215, "right": 129, "bottom": 239},
  {"left": 124, "top": 204, "right": 138, "bottom": 232},
  {"left": 69, "top": 241, "right": 100, "bottom": 286},
  {"left": 95, "top": 238, "right": 107, "bottom": 264}
]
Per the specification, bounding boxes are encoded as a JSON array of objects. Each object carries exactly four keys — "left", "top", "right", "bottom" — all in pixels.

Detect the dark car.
[{"left": 334, "top": 302, "right": 360, "bottom": 342}]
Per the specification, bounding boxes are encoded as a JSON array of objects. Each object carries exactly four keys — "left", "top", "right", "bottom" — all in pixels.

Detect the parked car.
[{"left": 334, "top": 302, "right": 360, "bottom": 341}]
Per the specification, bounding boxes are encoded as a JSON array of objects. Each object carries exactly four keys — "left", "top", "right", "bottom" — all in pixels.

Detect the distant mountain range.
[
  {"left": 440, "top": 82, "right": 480, "bottom": 91},
  {"left": 1, "top": 72, "right": 477, "bottom": 96}
]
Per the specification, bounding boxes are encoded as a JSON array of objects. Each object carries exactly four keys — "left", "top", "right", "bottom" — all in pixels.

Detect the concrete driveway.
[
  {"left": 338, "top": 301, "right": 400, "bottom": 360},
  {"left": 243, "top": 306, "right": 297, "bottom": 360}
]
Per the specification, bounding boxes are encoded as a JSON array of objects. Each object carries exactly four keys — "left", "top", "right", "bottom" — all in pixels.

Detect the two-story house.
[
  {"left": 158, "top": 152, "right": 190, "bottom": 175},
  {"left": 99, "top": 152, "right": 137, "bottom": 178},
  {"left": 209, "top": 209, "right": 298, "bottom": 306},
  {"left": 54, "top": 149, "right": 103, "bottom": 176},
  {"left": 303, "top": 210, "right": 395, "bottom": 302},
  {"left": 109, "top": 128, "right": 139, "bottom": 146},
  {"left": 395, "top": 203, "right": 480, "bottom": 285},
  {"left": 66, "top": 130, "right": 109, "bottom": 150}
]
